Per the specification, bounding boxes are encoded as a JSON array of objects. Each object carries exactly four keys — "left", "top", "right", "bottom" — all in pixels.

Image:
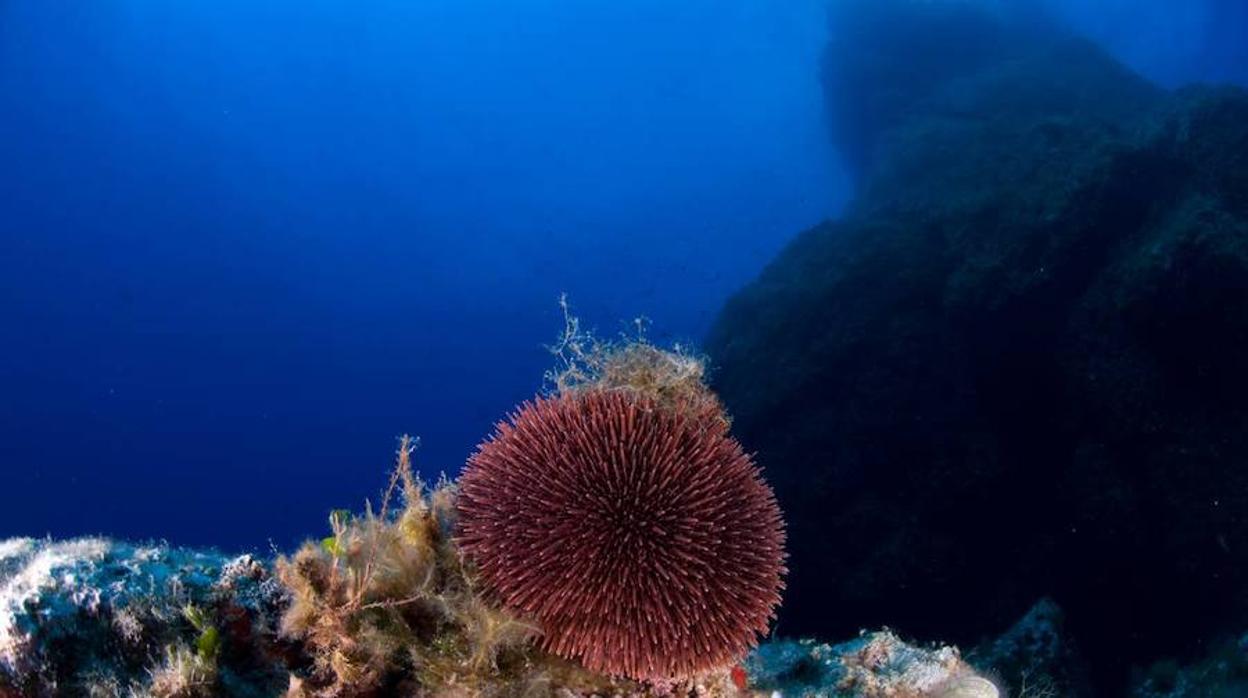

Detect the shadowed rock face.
[{"left": 707, "top": 0, "right": 1248, "bottom": 691}]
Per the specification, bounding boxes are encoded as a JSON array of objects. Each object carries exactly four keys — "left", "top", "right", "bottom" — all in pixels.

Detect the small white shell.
[{"left": 938, "top": 675, "right": 1001, "bottom": 698}]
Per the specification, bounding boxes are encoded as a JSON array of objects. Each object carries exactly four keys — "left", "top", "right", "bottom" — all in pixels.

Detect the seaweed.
[
  {"left": 276, "top": 436, "right": 546, "bottom": 696},
  {"left": 545, "top": 293, "right": 722, "bottom": 421},
  {"left": 145, "top": 643, "right": 219, "bottom": 698}
]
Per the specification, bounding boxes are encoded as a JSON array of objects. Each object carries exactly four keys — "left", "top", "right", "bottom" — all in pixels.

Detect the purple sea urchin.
[{"left": 456, "top": 389, "right": 786, "bottom": 680}]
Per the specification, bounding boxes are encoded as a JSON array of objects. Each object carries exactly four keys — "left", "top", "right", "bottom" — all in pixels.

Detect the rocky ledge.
[{"left": 0, "top": 537, "right": 1002, "bottom": 698}]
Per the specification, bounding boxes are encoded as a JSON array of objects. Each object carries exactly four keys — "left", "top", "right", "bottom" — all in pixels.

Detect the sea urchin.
[{"left": 456, "top": 389, "right": 786, "bottom": 680}]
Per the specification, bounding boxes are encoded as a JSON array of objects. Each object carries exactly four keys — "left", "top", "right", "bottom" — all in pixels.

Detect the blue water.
[{"left": 1, "top": 0, "right": 1244, "bottom": 551}]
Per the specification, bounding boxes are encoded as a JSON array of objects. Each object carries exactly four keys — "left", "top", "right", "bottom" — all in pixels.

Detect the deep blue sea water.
[{"left": 2, "top": 0, "right": 1245, "bottom": 552}]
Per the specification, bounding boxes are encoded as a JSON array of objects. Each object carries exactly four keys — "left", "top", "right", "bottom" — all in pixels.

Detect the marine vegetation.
[
  {"left": 457, "top": 299, "right": 787, "bottom": 680},
  {"left": 276, "top": 432, "right": 719, "bottom": 697},
  {"left": 275, "top": 436, "right": 546, "bottom": 696},
  {"left": 145, "top": 641, "right": 219, "bottom": 698},
  {"left": 543, "top": 293, "right": 719, "bottom": 418}
]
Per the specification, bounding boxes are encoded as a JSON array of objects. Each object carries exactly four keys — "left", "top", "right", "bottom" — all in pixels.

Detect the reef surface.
[{"left": 0, "top": 536, "right": 998, "bottom": 697}]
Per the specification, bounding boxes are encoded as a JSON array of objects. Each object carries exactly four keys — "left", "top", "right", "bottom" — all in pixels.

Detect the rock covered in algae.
[
  {"left": 744, "top": 632, "right": 991, "bottom": 697},
  {"left": 0, "top": 537, "right": 288, "bottom": 697},
  {"left": 0, "top": 535, "right": 1001, "bottom": 697}
]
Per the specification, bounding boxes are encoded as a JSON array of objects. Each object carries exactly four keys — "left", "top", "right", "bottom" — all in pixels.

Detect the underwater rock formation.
[
  {"left": 971, "top": 599, "right": 1091, "bottom": 697},
  {"left": 746, "top": 633, "right": 988, "bottom": 698},
  {"left": 1, "top": 534, "right": 998, "bottom": 697},
  {"left": 707, "top": 0, "right": 1248, "bottom": 692},
  {"left": 1130, "top": 631, "right": 1248, "bottom": 697},
  {"left": 0, "top": 537, "right": 288, "bottom": 697}
]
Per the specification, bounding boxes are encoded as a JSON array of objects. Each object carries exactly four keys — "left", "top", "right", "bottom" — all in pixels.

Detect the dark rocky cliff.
[{"left": 707, "top": 1, "right": 1248, "bottom": 691}]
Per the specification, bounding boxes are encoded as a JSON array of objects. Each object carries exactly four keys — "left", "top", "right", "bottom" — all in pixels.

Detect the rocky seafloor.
[
  {"left": 2, "top": 537, "right": 1240, "bottom": 697},
  {"left": 0, "top": 536, "right": 1001, "bottom": 698}
]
